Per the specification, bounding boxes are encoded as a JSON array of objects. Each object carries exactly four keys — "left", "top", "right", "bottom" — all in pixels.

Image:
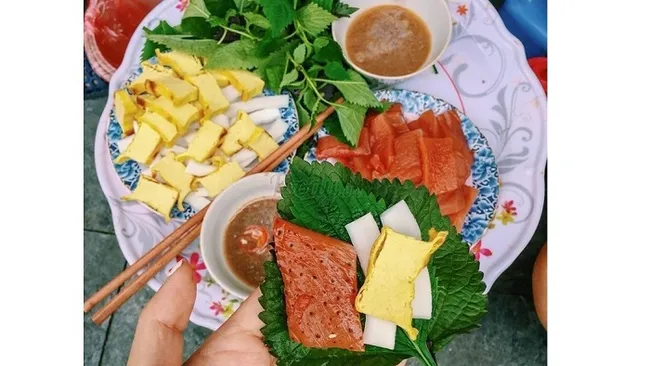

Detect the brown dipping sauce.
[
  {"left": 224, "top": 198, "right": 278, "bottom": 288},
  {"left": 345, "top": 5, "right": 432, "bottom": 77}
]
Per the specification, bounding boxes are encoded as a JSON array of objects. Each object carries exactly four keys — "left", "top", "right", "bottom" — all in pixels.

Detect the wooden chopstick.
[{"left": 86, "top": 104, "right": 336, "bottom": 324}]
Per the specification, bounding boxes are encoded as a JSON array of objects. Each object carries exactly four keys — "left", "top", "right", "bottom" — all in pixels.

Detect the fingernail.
[{"left": 167, "top": 260, "right": 184, "bottom": 278}]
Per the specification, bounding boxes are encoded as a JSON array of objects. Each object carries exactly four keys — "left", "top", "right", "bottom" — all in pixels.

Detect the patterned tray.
[{"left": 94, "top": 0, "right": 547, "bottom": 330}]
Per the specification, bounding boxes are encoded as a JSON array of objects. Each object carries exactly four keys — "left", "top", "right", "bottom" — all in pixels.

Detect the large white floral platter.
[{"left": 94, "top": 0, "right": 547, "bottom": 330}]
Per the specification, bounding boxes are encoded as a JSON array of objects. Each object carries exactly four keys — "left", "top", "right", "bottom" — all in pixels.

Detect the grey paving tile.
[
  {"left": 84, "top": 230, "right": 127, "bottom": 366},
  {"left": 435, "top": 292, "right": 547, "bottom": 366},
  {"left": 101, "top": 284, "right": 213, "bottom": 365},
  {"left": 85, "top": 96, "right": 114, "bottom": 233}
]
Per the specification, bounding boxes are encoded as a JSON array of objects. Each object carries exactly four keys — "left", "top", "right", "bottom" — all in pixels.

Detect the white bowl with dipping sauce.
[
  {"left": 332, "top": 0, "right": 452, "bottom": 84},
  {"left": 200, "top": 172, "right": 284, "bottom": 299}
]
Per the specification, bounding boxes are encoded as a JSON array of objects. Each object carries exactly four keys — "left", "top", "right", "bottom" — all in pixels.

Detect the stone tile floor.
[{"left": 84, "top": 96, "right": 547, "bottom": 365}]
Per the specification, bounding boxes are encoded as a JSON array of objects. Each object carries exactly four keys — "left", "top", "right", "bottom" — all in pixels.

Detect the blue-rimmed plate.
[
  {"left": 106, "top": 57, "right": 299, "bottom": 221},
  {"left": 304, "top": 89, "right": 499, "bottom": 245}
]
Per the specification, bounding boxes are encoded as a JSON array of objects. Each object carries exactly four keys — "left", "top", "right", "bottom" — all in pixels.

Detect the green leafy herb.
[
  {"left": 141, "top": 21, "right": 180, "bottom": 61},
  {"left": 334, "top": 101, "right": 367, "bottom": 146},
  {"left": 324, "top": 62, "right": 349, "bottom": 80},
  {"left": 313, "top": 36, "right": 330, "bottom": 49},
  {"left": 296, "top": 102, "right": 311, "bottom": 127},
  {"left": 326, "top": 70, "right": 381, "bottom": 108},
  {"left": 183, "top": 0, "right": 211, "bottom": 19},
  {"left": 332, "top": 0, "right": 358, "bottom": 17},
  {"left": 266, "top": 65, "right": 285, "bottom": 92},
  {"left": 242, "top": 12, "right": 271, "bottom": 29},
  {"left": 293, "top": 44, "right": 307, "bottom": 64},
  {"left": 296, "top": 3, "right": 338, "bottom": 36},
  {"left": 259, "top": 158, "right": 488, "bottom": 365},
  {"left": 181, "top": 17, "right": 214, "bottom": 38},
  {"left": 280, "top": 69, "right": 299, "bottom": 88},
  {"left": 204, "top": 39, "right": 260, "bottom": 69},
  {"left": 143, "top": 35, "right": 220, "bottom": 57},
  {"left": 310, "top": 0, "right": 334, "bottom": 12},
  {"left": 259, "top": 0, "right": 296, "bottom": 36}
]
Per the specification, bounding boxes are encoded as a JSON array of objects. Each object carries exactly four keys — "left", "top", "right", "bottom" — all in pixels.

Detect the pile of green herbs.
[{"left": 142, "top": 0, "right": 388, "bottom": 147}]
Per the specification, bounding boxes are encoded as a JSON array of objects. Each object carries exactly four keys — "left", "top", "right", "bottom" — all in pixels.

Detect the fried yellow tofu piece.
[
  {"left": 138, "top": 96, "right": 200, "bottom": 134},
  {"left": 221, "top": 111, "right": 257, "bottom": 156},
  {"left": 155, "top": 49, "right": 203, "bottom": 78},
  {"left": 122, "top": 176, "right": 178, "bottom": 222},
  {"left": 205, "top": 69, "right": 230, "bottom": 87},
  {"left": 222, "top": 70, "right": 264, "bottom": 101},
  {"left": 151, "top": 153, "right": 193, "bottom": 210},
  {"left": 355, "top": 227, "right": 446, "bottom": 340},
  {"left": 176, "top": 121, "right": 225, "bottom": 163},
  {"left": 137, "top": 111, "right": 179, "bottom": 147},
  {"left": 186, "top": 73, "right": 230, "bottom": 117},
  {"left": 127, "top": 62, "right": 176, "bottom": 95},
  {"left": 243, "top": 128, "right": 279, "bottom": 160},
  {"left": 197, "top": 162, "right": 245, "bottom": 198},
  {"left": 114, "top": 123, "right": 162, "bottom": 165},
  {"left": 145, "top": 75, "right": 198, "bottom": 106},
  {"left": 114, "top": 90, "right": 138, "bottom": 136}
]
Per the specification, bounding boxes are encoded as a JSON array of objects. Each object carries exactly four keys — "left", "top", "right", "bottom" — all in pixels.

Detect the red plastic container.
[
  {"left": 85, "top": 0, "right": 162, "bottom": 81},
  {"left": 528, "top": 57, "right": 547, "bottom": 95}
]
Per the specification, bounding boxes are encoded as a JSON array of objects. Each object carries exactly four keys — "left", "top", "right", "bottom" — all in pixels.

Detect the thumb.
[{"left": 128, "top": 260, "right": 196, "bottom": 366}]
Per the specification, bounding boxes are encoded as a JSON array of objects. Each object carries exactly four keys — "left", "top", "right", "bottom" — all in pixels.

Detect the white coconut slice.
[
  {"left": 221, "top": 85, "right": 241, "bottom": 102},
  {"left": 225, "top": 95, "right": 289, "bottom": 118},
  {"left": 185, "top": 159, "right": 217, "bottom": 177},
  {"left": 193, "top": 187, "right": 210, "bottom": 198},
  {"left": 177, "top": 130, "right": 197, "bottom": 148},
  {"left": 249, "top": 109, "right": 281, "bottom": 125},
  {"left": 184, "top": 192, "right": 211, "bottom": 211},
  {"left": 117, "top": 135, "right": 134, "bottom": 153},
  {"left": 188, "top": 122, "right": 201, "bottom": 132},
  {"left": 231, "top": 148, "right": 257, "bottom": 168},
  {"left": 211, "top": 114, "right": 230, "bottom": 128},
  {"left": 264, "top": 118, "right": 289, "bottom": 142}
]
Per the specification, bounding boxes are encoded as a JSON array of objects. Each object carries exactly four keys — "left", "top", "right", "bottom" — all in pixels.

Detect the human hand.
[
  {"left": 127, "top": 260, "right": 274, "bottom": 365},
  {"left": 127, "top": 260, "right": 407, "bottom": 366}
]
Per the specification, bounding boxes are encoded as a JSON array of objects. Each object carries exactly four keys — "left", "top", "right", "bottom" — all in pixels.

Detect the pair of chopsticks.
[{"left": 84, "top": 105, "right": 334, "bottom": 324}]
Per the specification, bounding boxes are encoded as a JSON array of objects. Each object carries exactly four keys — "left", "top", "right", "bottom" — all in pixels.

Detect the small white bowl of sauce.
[
  {"left": 200, "top": 172, "right": 284, "bottom": 299},
  {"left": 332, "top": 0, "right": 452, "bottom": 84}
]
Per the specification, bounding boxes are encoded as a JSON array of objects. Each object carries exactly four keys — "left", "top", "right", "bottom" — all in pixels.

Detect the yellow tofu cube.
[
  {"left": 137, "top": 111, "right": 179, "bottom": 147},
  {"left": 138, "top": 96, "right": 200, "bottom": 134},
  {"left": 151, "top": 153, "right": 194, "bottom": 210},
  {"left": 186, "top": 73, "right": 230, "bottom": 118},
  {"left": 191, "top": 101, "right": 206, "bottom": 121},
  {"left": 114, "top": 90, "right": 138, "bottom": 136},
  {"left": 145, "top": 75, "right": 198, "bottom": 106},
  {"left": 155, "top": 49, "right": 203, "bottom": 77},
  {"left": 223, "top": 70, "right": 264, "bottom": 101},
  {"left": 127, "top": 62, "right": 176, "bottom": 95},
  {"left": 205, "top": 69, "right": 230, "bottom": 87},
  {"left": 176, "top": 121, "right": 225, "bottom": 163},
  {"left": 122, "top": 176, "right": 178, "bottom": 222},
  {"left": 221, "top": 111, "right": 257, "bottom": 156},
  {"left": 114, "top": 123, "right": 162, "bottom": 165},
  {"left": 244, "top": 129, "right": 280, "bottom": 160},
  {"left": 355, "top": 227, "right": 446, "bottom": 340},
  {"left": 209, "top": 150, "right": 228, "bottom": 168},
  {"left": 197, "top": 162, "right": 245, "bottom": 198}
]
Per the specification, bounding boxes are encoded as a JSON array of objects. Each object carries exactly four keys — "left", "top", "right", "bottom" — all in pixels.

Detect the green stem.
[
  {"left": 220, "top": 25, "right": 260, "bottom": 41},
  {"left": 216, "top": 30, "right": 228, "bottom": 44},
  {"left": 289, "top": 54, "right": 334, "bottom": 107},
  {"left": 409, "top": 339, "right": 436, "bottom": 366},
  {"left": 295, "top": 24, "right": 313, "bottom": 46},
  {"left": 283, "top": 31, "right": 297, "bottom": 40}
]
